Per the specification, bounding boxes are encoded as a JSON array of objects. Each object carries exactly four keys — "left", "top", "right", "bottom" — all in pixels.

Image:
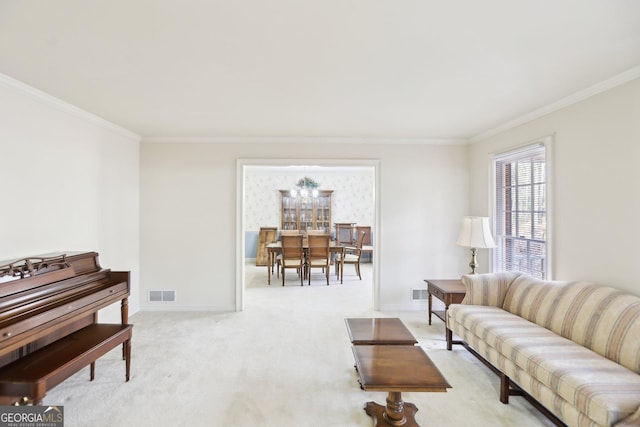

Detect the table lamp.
[{"left": 456, "top": 216, "right": 496, "bottom": 274}]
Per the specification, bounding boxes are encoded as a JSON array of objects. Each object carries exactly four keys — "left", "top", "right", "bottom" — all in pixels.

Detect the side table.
[
  {"left": 423, "top": 279, "right": 466, "bottom": 325},
  {"left": 424, "top": 279, "right": 466, "bottom": 345}
]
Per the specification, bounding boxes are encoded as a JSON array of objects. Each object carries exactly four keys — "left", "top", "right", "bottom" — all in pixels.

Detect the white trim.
[
  {"left": 0, "top": 72, "right": 140, "bottom": 142},
  {"left": 3, "top": 64, "right": 637, "bottom": 147},
  {"left": 491, "top": 140, "right": 546, "bottom": 163},
  {"left": 236, "top": 159, "right": 245, "bottom": 311},
  {"left": 470, "top": 65, "right": 640, "bottom": 143},
  {"left": 488, "top": 158, "right": 499, "bottom": 276},
  {"left": 141, "top": 304, "right": 236, "bottom": 312},
  {"left": 143, "top": 136, "right": 466, "bottom": 145},
  {"left": 545, "top": 136, "right": 555, "bottom": 280},
  {"left": 379, "top": 302, "right": 427, "bottom": 312},
  {"left": 236, "top": 158, "right": 381, "bottom": 312}
]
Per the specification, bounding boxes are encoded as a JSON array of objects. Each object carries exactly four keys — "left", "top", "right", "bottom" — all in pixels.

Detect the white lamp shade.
[{"left": 456, "top": 216, "right": 496, "bottom": 249}]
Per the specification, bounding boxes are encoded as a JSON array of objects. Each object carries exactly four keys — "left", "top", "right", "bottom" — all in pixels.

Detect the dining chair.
[
  {"left": 280, "top": 234, "right": 305, "bottom": 286},
  {"left": 276, "top": 230, "right": 300, "bottom": 277},
  {"left": 306, "top": 234, "right": 331, "bottom": 286},
  {"left": 335, "top": 231, "right": 365, "bottom": 284}
]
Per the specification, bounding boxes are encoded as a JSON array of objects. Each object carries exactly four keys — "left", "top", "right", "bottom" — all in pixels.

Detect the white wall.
[
  {"left": 0, "top": 75, "right": 141, "bottom": 319},
  {"left": 140, "top": 142, "right": 469, "bottom": 312},
  {"left": 468, "top": 78, "right": 640, "bottom": 295}
]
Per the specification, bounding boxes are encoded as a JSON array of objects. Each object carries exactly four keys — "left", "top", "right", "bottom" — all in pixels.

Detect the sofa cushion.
[
  {"left": 449, "top": 305, "right": 640, "bottom": 426},
  {"left": 502, "top": 275, "right": 640, "bottom": 373}
]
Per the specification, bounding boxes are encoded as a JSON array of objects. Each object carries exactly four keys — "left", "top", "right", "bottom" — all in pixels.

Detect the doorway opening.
[{"left": 236, "top": 159, "right": 380, "bottom": 311}]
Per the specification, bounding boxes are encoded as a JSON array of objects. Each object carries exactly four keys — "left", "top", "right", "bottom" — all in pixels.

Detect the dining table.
[{"left": 265, "top": 240, "right": 344, "bottom": 285}]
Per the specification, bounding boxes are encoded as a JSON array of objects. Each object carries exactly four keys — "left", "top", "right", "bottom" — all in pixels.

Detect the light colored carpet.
[{"left": 43, "top": 262, "right": 554, "bottom": 427}]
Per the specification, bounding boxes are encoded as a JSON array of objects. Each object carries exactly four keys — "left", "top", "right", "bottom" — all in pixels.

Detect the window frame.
[{"left": 491, "top": 136, "right": 553, "bottom": 279}]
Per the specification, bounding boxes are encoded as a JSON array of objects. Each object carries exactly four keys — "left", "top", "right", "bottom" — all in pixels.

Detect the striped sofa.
[{"left": 446, "top": 272, "right": 640, "bottom": 427}]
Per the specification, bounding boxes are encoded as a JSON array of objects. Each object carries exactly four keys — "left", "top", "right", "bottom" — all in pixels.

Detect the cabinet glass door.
[
  {"left": 280, "top": 189, "right": 332, "bottom": 233},
  {"left": 281, "top": 193, "right": 297, "bottom": 230}
]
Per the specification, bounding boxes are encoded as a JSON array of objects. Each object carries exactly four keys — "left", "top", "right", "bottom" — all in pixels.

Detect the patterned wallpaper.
[{"left": 244, "top": 167, "right": 375, "bottom": 232}]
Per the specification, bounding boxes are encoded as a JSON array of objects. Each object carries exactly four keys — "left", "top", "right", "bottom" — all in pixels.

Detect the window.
[{"left": 493, "top": 140, "right": 550, "bottom": 279}]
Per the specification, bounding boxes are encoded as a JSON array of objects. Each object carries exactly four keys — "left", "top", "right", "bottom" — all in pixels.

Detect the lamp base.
[{"left": 468, "top": 248, "right": 478, "bottom": 274}]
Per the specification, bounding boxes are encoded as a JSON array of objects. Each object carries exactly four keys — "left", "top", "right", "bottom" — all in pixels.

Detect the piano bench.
[{"left": 0, "top": 323, "right": 132, "bottom": 405}]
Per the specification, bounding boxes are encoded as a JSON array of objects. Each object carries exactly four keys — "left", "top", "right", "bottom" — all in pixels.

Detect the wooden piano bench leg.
[
  {"left": 31, "top": 382, "right": 46, "bottom": 406},
  {"left": 90, "top": 362, "right": 95, "bottom": 381}
]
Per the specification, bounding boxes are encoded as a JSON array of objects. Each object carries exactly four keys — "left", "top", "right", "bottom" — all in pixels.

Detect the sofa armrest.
[{"left": 461, "top": 272, "right": 521, "bottom": 307}]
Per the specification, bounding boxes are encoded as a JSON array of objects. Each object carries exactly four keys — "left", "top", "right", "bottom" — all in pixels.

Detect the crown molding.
[
  {"left": 469, "top": 65, "right": 640, "bottom": 143},
  {"left": 6, "top": 62, "right": 637, "bottom": 146},
  {"left": 0, "top": 73, "right": 140, "bottom": 142},
  {"left": 141, "top": 136, "right": 467, "bottom": 145}
]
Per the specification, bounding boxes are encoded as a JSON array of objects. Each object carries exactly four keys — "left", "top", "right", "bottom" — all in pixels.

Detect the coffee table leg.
[{"left": 364, "top": 391, "right": 419, "bottom": 426}]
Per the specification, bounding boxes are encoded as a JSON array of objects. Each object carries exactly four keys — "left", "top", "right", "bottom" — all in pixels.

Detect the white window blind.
[{"left": 494, "top": 143, "right": 547, "bottom": 279}]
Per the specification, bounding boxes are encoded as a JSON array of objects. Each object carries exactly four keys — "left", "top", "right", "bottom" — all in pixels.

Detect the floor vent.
[
  {"left": 149, "top": 290, "right": 176, "bottom": 303},
  {"left": 411, "top": 288, "right": 429, "bottom": 301}
]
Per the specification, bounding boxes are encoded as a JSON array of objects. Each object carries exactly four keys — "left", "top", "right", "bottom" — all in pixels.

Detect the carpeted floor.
[{"left": 43, "top": 262, "right": 554, "bottom": 427}]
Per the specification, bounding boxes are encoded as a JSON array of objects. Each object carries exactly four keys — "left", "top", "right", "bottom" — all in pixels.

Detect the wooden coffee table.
[
  {"left": 345, "top": 318, "right": 418, "bottom": 345},
  {"left": 352, "top": 345, "right": 451, "bottom": 426}
]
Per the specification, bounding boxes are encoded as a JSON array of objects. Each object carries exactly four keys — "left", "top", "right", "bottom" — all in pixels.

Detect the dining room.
[{"left": 240, "top": 162, "right": 377, "bottom": 302}]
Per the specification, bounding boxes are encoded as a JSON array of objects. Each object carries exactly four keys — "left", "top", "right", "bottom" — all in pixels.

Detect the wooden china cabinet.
[{"left": 280, "top": 190, "right": 333, "bottom": 233}]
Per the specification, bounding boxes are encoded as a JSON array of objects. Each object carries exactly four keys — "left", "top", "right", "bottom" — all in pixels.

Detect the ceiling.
[{"left": 1, "top": 0, "right": 639, "bottom": 141}]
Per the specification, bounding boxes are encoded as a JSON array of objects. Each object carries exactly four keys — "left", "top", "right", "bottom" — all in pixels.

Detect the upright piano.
[{"left": 0, "top": 251, "right": 132, "bottom": 404}]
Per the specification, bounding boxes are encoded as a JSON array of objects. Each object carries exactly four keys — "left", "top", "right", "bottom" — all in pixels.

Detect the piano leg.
[
  {"left": 121, "top": 297, "right": 129, "bottom": 324},
  {"left": 124, "top": 339, "right": 131, "bottom": 382},
  {"left": 90, "top": 362, "right": 95, "bottom": 381},
  {"left": 121, "top": 297, "right": 129, "bottom": 360}
]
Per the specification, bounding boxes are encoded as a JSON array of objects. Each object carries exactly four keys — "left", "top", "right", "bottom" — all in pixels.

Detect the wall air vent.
[
  {"left": 148, "top": 290, "right": 176, "bottom": 303},
  {"left": 411, "top": 288, "right": 429, "bottom": 301}
]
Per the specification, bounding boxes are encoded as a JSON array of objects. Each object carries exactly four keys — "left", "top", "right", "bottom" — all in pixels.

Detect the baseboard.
[
  {"left": 139, "top": 304, "right": 236, "bottom": 312},
  {"left": 379, "top": 302, "right": 427, "bottom": 312}
]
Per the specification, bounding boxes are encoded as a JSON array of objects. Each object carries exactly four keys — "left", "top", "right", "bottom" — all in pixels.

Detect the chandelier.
[{"left": 290, "top": 176, "right": 319, "bottom": 199}]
